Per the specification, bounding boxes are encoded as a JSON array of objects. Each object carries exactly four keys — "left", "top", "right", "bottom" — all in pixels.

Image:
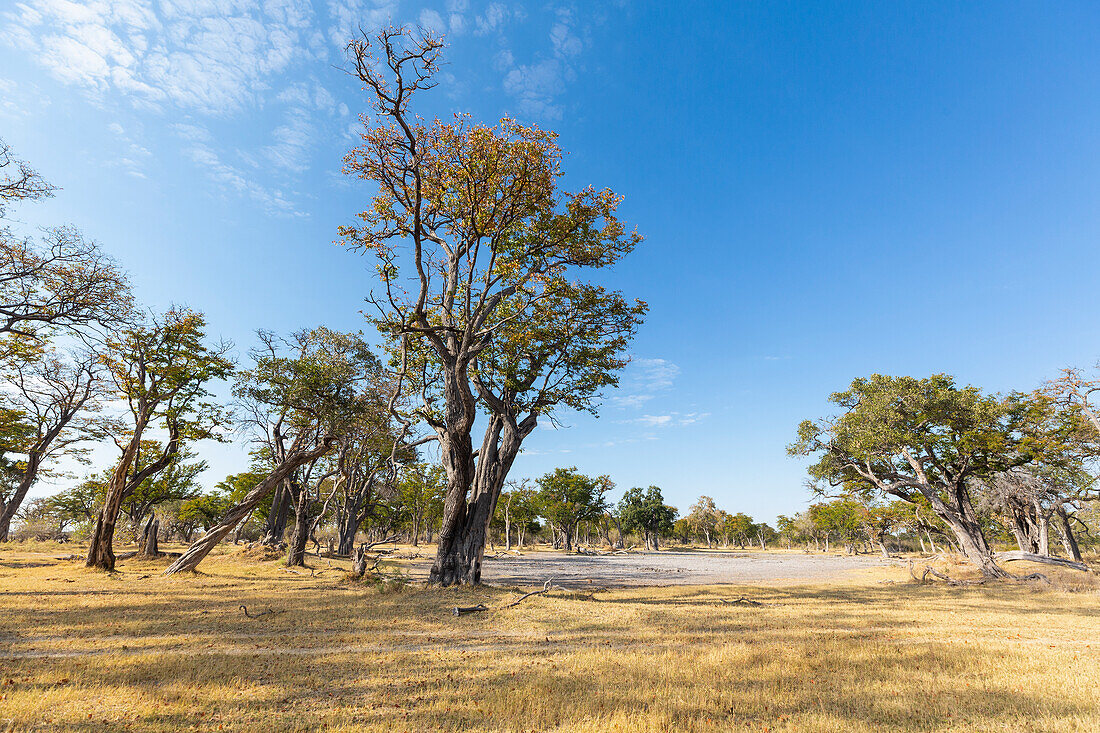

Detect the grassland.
[{"left": 1, "top": 544, "right": 1098, "bottom": 732}]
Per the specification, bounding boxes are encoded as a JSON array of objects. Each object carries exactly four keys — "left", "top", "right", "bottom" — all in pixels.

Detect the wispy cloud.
[
  {"left": 619, "top": 411, "right": 709, "bottom": 429},
  {"left": 474, "top": 2, "right": 509, "bottom": 35},
  {"left": 613, "top": 357, "right": 680, "bottom": 408},
  {"left": 493, "top": 4, "right": 590, "bottom": 120},
  {"left": 175, "top": 124, "right": 305, "bottom": 217},
  {"left": 3, "top": 0, "right": 320, "bottom": 115}
]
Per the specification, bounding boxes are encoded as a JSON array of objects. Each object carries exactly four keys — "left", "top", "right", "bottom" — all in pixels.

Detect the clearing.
[{"left": 0, "top": 545, "right": 1097, "bottom": 732}]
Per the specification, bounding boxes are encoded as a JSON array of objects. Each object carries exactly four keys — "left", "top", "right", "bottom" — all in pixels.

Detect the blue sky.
[{"left": 3, "top": 1, "right": 1100, "bottom": 522}]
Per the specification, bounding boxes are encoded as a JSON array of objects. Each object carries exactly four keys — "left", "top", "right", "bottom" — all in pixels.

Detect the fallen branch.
[
  {"left": 500, "top": 579, "right": 554, "bottom": 609},
  {"left": 452, "top": 579, "right": 559, "bottom": 617},
  {"left": 720, "top": 596, "right": 772, "bottom": 607},
  {"left": 239, "top": 605, "right": 282, "bottom": 619},
  {"left": 995, "top": 551, "right": 1089, "bottom": 572}
]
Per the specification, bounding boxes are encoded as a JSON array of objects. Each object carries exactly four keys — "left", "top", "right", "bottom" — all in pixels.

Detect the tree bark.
[
  {"left": 287, "top": 489, "right": 311, "bottom": 567},
  {"left": 428, "top": 414, "right": 532, "bottom": 585},
  {"left": 262, "top": 479, "right": 293, "bottom": 547},
  {"left": 995, "top": 551, "right": 1088, "bottom": 572},
  {"left": 88, "top": 418, "right": 180, "bottom": 570},
  {"left": 141, "top": 518, "right": 160, "bottom": 557},
  {"left": 0, "top": 454, "right": 41, "bottom": 542},
  {"left": 1055, "top": 506, "right": 1083, "bottom": 562}
]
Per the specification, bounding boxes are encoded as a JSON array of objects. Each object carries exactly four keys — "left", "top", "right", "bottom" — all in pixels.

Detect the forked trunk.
[
  {"left": 262, "top": 480, "right": 293, "bottom": 547},
  {"left": 928, "top": 485, "right": 1009, "bottom": 579},
  {"left": 141, "top": 518, "right": 160, "bottom": 557},
  {"left": 429, "top": 414, "right": 531, "bottom": 586},
  {"left": 287, "top": 490, "right": 311, "bottom": 567}
]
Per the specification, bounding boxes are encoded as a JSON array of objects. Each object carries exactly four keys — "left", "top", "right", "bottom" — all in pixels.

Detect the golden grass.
[{"left": 1, "top": 544, "right": 1098, "bottom": 732}]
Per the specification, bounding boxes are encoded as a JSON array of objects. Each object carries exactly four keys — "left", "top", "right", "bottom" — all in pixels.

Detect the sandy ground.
[{"left": 403, "top": 549, "right": 898, "bottom": 587}]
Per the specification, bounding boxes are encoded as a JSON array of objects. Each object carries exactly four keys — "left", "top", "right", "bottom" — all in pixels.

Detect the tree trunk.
[
  {"left": 1056, "top": 507, "right": 1083, "bottom": 562},
  {"left": 88, "top": 420, "right": 180, "bottom": 571},
  {"left": 0, "top": 454, "right": 41, "bottom": 542},
  {"left": 138, "top": 514, "right": 154, "bottom": 553},
  {"left": 1036, "top": 508, "right": 1050, "bottom": 557},
  {"left": 164, "top": 441, "right": 332, "bottom": 575},
  {"left": 929, "top": 487, "right": 1009, "bottom": 578},
  {"left": 142, "top": 518, "right": 160, "bottom": 557},
  {"left": 429, "top": 414, "right": 532, "bottom": 586},
  {"left": 262, "top": 479, "right": 293, "bottom": 547},
  {"left": 287, "top": 489, "right": 311, "bottom": 567}
]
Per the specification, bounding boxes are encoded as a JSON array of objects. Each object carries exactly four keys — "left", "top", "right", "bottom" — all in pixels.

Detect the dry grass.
[{"left": 1, "top": 544, "right": 1098, "bottom": 732}]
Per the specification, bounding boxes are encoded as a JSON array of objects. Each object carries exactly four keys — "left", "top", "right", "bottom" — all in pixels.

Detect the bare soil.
[{"left": 404, "top": 549, "right": 897, "bottom": 587}]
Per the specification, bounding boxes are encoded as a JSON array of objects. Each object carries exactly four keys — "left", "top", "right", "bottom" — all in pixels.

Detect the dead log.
[
  {"left": 452, "top": 604, "right": 489, "bottom": 616},
  {"left": 995, "top": 551, "right": 1089, "bottom": 572}
]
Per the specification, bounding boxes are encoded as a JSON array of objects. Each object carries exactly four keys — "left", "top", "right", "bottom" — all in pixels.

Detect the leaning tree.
[
  {"left": 789, "top": 374, "right": 1061, "bottom": 578},
  {"left": 163, "top": 328, "right": 385, "bottom": 575},
  {"left": 86, "top": 308, "right": 233, "bottom": 570},
  {"left": 341, "top": 28, "right": 645, "bottom": 585}
]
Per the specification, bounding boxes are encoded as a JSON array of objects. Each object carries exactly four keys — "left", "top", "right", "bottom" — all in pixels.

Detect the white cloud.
[
  {"left": 183, "top": 138, "right": 305, "bottom": 217},
  {"left": 636, "top": 415, "right": 672, "bottom": 427},
  {"left": 418, "top": 9, "right": 445, "bottom": 34},
  {"left": 263, "top": 108, "right": 313, "bottom": 173},
  {"left": 108, "top": 121, "right": 125, "bottom": 135},
  {"left": 613, "top": 357, "right": 680, "bottom": 407},
  {"left": 171, "top": 122, "right": 212, "bottom": 142},
  {"left": 327, "top": 0, "right": 398, "bottom": 48},
  {"left": 503, "top": 58, "right": 565, "bottom": 119},
  {"left": 549, "top": 9, "right": 582, "bottom": 58},
  {"left": 493, "top": 3, "right": 592, "bottom": 121},
  {"left": 475, "top": 2, "right": 507, "bottom": 35},
  {"left": 3, "top": 0, "right": 318, "bottom": 115}
]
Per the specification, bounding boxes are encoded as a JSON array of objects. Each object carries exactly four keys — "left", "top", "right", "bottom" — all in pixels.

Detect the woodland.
[{"left": 1, "top": 25, "right": 1099, "bottom": 733}]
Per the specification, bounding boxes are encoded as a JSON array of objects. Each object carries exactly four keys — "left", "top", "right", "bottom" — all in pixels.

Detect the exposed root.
[{"left": 909, "top": 560, "right": 1049, "bottom": 586}]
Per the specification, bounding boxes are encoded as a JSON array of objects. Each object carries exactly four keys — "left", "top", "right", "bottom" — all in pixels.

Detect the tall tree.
[
  {"left": 789, "top": 374, "right": 1056, "bottom": 577},
  {"left": 87, "top": 308, "right": 233, "bottom": 570},
  {"left": 685, "top": 496, "right": 720, "bottom": 547},
  {"left": 341, "top": 28, "right": 645, "bottom": 585}
]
